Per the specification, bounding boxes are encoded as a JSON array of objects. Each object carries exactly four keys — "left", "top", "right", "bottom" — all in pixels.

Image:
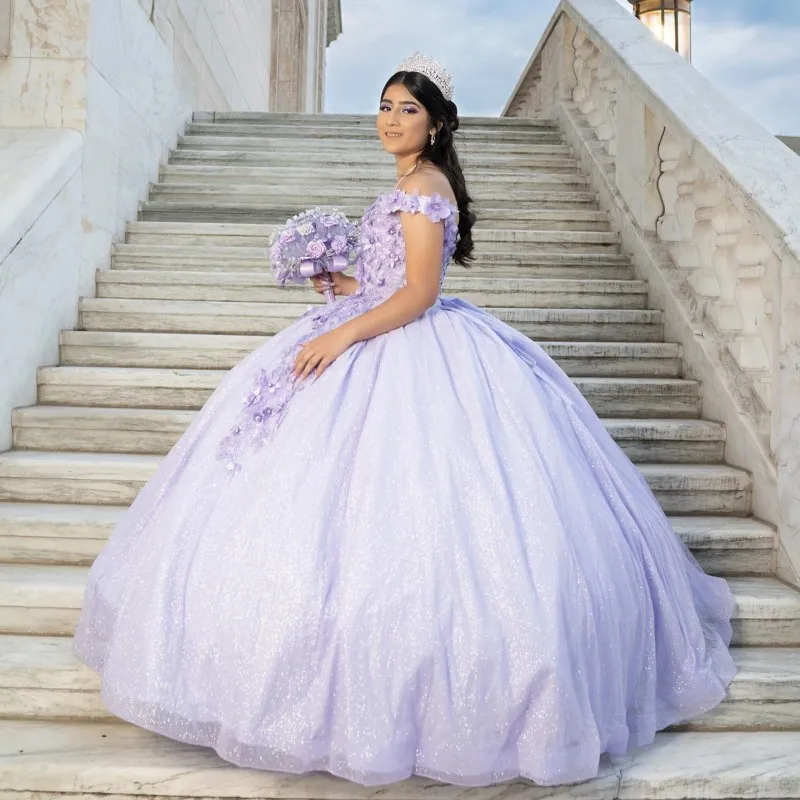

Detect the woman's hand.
[
  {"left": 310, "top": 272, "right": 359, "bottom": 297},
  {"left": 293, "top": 327, "right": 355, "bottom": 381}
]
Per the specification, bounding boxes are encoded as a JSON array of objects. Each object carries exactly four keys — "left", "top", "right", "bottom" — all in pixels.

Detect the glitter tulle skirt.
[{"left": 73, "top": 295, "right": 735, "bottom": 787}]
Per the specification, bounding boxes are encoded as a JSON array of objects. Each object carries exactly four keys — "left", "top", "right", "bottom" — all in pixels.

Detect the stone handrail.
[
  {"left": 0, "top": 129, "right": 82, "bottom": 450},
  {"left": 504, "top": 0, "right": 800, "bottom": 584}
]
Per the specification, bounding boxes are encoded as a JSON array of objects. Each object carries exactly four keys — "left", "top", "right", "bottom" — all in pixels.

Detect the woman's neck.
[{"left": 395, "top": 152, "right": 423, "bottom": 179}]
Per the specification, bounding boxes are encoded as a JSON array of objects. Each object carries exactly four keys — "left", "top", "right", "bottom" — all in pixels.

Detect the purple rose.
[
  {"left": 322, "top": 214, "right": 341, "bottom": 228},
  {"left": 306, "top": 239, "right": 326, "bottom": 259},
  {"left": 279, "top": 228, "right": 296, "bottom": 244},
  {"left": 330, "top": 235, "right": 347, "bottom": 254}
]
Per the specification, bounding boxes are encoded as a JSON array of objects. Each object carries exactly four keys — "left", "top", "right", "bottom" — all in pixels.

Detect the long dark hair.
[{"left": 381, "top": 71, "right": 475, "bottom": 266}]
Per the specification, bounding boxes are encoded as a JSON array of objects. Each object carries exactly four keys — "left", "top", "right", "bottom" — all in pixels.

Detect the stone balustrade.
[{"left": 503, "top": 0, "right": 800, "bottom": 585}]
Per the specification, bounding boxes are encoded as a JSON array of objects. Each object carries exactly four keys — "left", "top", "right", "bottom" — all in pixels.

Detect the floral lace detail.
[
  {"left": 357, "top": 189, "right": 458, "bottom": 296},
  {"left": 217, "top": 189, "right": 460, "bottom": 473}
]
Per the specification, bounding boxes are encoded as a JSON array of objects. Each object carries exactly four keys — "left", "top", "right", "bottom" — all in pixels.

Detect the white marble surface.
[
  {"left": 0, "top": 129, "right": 82, "bottom": 451},
  {"left": 2, "top": 722, "right": 800, "bottom": 799},
  {"left": 0, "top": 0, "right": 89, "bottom": 129}
]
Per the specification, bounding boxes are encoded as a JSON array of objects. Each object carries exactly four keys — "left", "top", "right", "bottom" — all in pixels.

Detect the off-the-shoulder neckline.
[{"left": 377, "top": 187, "right": 459, "bottom": 211}]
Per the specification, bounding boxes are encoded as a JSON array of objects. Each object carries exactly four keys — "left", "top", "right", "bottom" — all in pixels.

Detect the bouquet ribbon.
[{"left": 298, "top": 254, "right": 349, "bottom": 278}]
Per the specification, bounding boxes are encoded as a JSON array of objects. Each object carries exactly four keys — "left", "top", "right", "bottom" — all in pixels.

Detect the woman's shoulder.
[{"left": 399, "top": 167, "right": 456, "bottom": 206}]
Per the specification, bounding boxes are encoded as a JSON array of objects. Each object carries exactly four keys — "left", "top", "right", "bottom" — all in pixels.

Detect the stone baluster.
[
  {"left": 689, "top": 181, "right": 727, "bottom": 301},
  {"left": 572, "top": 31, "right": 595, "bottom": 111},
  {"left": 731, "top": 235, "right": 775, "bottom": 411},
  {"left": 571, "top": 32, "right": 619, "bottom": 157},
  {"left": 653, "top": 127, "right": 776, "bottom": 420},
  {"left": 656, "top": 131, "right": 686, "bottom": 242},
  {"left": 590, "top": 56, "right": 619, "bottom": 155}
]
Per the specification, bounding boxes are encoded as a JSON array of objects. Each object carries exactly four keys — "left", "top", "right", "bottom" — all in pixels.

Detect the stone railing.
[
  {"left": 0, "top": 129, "right": 83, "bottom": 451},
  {"left": 504, "top": 0, "right": 800, "bottom": 585}
]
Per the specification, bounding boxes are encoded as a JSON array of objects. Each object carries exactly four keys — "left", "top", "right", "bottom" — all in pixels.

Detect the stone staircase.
[{"left": 1, "top": 113, "right": 799, "bottom": 796}]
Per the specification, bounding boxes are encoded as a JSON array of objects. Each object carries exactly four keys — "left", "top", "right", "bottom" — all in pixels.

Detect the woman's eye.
[
  {"left": 379, "top": 105, "right": 391, "bottom": 112},
  {"left": 402, "top": 107, "right": 417, "bottom": 114}
]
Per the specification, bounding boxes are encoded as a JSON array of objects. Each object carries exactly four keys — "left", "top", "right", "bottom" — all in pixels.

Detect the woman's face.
[{"left": 377, "top": 82, "right": 434, "bottom": 158}]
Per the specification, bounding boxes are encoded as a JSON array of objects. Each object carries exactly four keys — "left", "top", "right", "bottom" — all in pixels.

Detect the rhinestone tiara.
[{"left": 395, "top": 52, "right": 454, "bottom": 102}]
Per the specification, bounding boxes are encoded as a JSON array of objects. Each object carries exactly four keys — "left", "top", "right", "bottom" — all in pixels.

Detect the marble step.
[
  {"left": 191, "top": 112, "right": 560, "bottom": 128},
  {"left": 125, "top": 215, "right": 613, "bottom": 247},
  {"left": 0, "top": 562, "right": 788, "bottom": 642},
  {"left": 0, "top": 564, "right": 87, "bottom": 635},
  {"left": 113, "top": 248, "right": 635, "bottom": 280},
  {"left": 118, "top": 231, "right": 622, "bottom": 259},
  {"left": 179, "top": 134, "right": 572, "bottom": 157},
  {"left": 683, "top": 648, "right": 800, "bottom": 731},
  {"left": 158, "top": 165, "right": 590, "bottom": 191},
  {"left": 36, "top": 366, "right": 700, "bottom": 417},
  {"left": 11, "top": 407, "right": 725, "bottom": 463},
  {"left": 97, "top": 270, "right": 647, "bottom": 310},
  {"left": 58, "top": 333, "right": 685, "bottom": 377},
  {"left": 0, "top": 452, "right": 748, "bottom": 513},
  {"left": 162, "top": 162, "right": 593, "bottom": 184},
  {"left": 147, "top": 184, "right": 600, "bottom": 210},
  {"left": 0, "top": 504, "right": 774, "bottom": 572},
  {"left": 0, "top": 637, "right": 794, "bottom": 729},
  {"left": 0, "top": 503, "right": 125, "bottom": 565},
  {"left": 116, "top": 236, "right": 620, "bottom": 265},
  {"left": 4, "top": 723, "right": 800, "bottom": 800},
  {"left": 139, "top": 201, "right": 607, "bottom": 224},
  {"left": 185, "top": 121, "right": 566, "bottom": 144},
  {"left": 171, "top": 147, "right": 584, "bottom": 172},
  {"left": 77, "top": 299, "right": 664, "bottom": 342}
]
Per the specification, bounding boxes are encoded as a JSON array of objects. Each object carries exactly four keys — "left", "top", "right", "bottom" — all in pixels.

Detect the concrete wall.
[{"left": 0, "top": 0, "right": 276, "bottom": 449}]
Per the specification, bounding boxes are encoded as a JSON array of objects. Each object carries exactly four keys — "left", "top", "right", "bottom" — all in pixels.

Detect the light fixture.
[{"left": 628, "top": 0, "right": 692, "bottom": 61}]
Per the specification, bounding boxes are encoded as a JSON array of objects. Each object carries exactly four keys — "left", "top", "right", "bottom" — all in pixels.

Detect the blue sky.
[{"left": 325, "top": 0, "right": 800, "bottom": 135}]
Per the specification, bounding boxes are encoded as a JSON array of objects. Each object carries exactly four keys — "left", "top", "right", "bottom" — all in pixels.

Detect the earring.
[{"left": 430, "top": 132, "right": 436, "bottom": 146}]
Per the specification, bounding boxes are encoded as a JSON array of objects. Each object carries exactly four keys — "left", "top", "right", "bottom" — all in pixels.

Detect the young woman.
[{"left": 74, "top": 53, "right": 735, "bottom": 788}]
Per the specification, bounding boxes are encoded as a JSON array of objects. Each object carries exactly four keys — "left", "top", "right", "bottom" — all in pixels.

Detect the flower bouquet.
[{"left": 269, "top": 208, "right": 358, "bottom": 304}]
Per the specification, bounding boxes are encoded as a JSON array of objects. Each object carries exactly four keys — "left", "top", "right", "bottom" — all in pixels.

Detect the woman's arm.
[{"left": 293, "top": 178, "right": 448, "bottom": 380}]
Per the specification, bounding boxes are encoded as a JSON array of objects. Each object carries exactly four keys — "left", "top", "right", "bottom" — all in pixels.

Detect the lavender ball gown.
[{"left": 74, "top": 188, "right": 735, "bottom": 787}]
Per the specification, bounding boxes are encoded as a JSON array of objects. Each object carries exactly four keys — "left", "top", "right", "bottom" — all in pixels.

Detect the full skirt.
[{"left": 74, "top": 294, "right": 736, "bottom": 787}]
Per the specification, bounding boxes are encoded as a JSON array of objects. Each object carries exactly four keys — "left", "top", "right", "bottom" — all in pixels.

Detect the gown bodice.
[{"left": 354, "top": 189, "right": 459, "bottom": 300}]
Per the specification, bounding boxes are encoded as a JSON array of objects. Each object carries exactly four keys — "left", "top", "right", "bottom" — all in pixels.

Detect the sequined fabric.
[{"left": 73, "top": 189, "right": 735, "bottom": 788}]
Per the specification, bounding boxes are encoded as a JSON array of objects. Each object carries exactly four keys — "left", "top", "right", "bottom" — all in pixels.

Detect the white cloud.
[
  {"left": 692, "top": 22, "right": 800, "bottom": 133},
  {"left": 325, "top": 0, "right": 555, "bottom": 116},
  {"left": 326, "top": 1, "right": 800, "bottom": 134}
]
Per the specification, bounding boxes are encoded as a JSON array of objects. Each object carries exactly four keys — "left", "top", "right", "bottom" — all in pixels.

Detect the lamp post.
[{"left": 628, "top": 0, "right": 693, "bottom": 61}]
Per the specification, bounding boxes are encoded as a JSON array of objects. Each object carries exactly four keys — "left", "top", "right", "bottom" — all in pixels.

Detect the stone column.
[{"left": 270, "top": 0, "right": 308, "bottom": 112}]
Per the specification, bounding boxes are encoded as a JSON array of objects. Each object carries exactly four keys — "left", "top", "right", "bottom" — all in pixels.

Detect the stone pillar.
[{"left": 270, "top": 0, "right": 308, "bottom": 112}]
